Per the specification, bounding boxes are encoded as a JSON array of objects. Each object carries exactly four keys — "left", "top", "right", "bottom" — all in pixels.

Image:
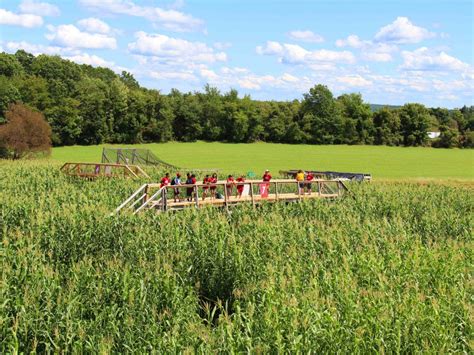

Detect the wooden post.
[
  {"left": 194, "top": 185, "right": 200, "bottom": 209},
  {"left": 162, "top": 188, "right": 167, "bottom": 211},
  {"left": 224, "top": 182, "right": 229, "bottom": 210},
  {"left": 298, "top": 181, "right": 301, "bottom": 200},
  {"left": 275, "top": 181, "right": 279, "bottom": 201},
  {"left": 318, "top": 181, "right": 321, "bottom": 197},
  {"left": 249, "top": 182, "right": 255, "bottom": 207},
  {"left": 144, "top": 185, "right": 149, "bottom": 204}
]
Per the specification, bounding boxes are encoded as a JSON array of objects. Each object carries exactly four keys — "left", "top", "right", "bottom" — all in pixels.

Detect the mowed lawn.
[{"left": 52, "top": 142, "right": 474, "bottom": 180}]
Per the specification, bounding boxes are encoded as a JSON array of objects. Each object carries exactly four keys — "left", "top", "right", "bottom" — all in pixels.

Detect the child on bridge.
[{"left": 171, "top": 173, "right": 182, "bottom": 202}]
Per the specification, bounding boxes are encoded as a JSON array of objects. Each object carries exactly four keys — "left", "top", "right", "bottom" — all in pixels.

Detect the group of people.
[
  {"left": 295, "top": 169, "right": 315, "bottom": 195},
  {"left": 159, "top": 168, "right": 314, "bottom": 202},
  {"left": 160, "top": 171, "right": 250, "bottom": 202}
]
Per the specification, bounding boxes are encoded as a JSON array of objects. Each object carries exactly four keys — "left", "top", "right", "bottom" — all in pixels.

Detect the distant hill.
[{"left": 370, "top": 104, "right": 402, "bottom": 112}]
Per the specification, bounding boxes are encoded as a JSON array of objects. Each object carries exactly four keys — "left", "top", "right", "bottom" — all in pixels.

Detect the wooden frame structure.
[
  {"left": 60, "top": 162, "right": 150, "bottom": 179},
  {"left": 101, "top": 147, "right": 219, "bottom": 174},
  {"left": 280, "top": 170, "right": 371, "bottom": 182},
  {"left": 114, "top": 179, "right": 348, "bottom": 215}
]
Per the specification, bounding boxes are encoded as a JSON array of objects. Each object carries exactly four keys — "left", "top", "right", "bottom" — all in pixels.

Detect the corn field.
[{"left": 1, "top": 161, "right": 472, "bottom": 353}]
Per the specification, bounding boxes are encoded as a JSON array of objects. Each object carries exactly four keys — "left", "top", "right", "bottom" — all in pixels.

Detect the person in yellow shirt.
[{"left": 296, "top": 169, "right": 305, "bottom": 195}]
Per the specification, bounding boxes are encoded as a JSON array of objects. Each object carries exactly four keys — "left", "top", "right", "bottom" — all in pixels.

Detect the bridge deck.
[
  {"left": 158, "top": 192, "right": 338, "bottom": 210},
  {"left": 114, "top": 179, "right": 348, "bottom": 215}
]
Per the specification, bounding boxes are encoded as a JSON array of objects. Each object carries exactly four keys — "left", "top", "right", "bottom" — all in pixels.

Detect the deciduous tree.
[{"left": 0, "top": 103, "right": 52, "bottom": 159}]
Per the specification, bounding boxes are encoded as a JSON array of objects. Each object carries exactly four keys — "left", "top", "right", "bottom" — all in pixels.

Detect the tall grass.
[{"left": 1, "top": 160, "right": 472, "bottom": 352}]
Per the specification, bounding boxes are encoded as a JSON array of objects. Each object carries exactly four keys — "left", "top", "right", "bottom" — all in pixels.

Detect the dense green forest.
[{"left": 0, "top": 50, "right": 473, "bottom": 148}]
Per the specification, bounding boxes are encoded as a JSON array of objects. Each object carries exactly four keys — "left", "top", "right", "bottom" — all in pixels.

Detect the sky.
[{"left": 0, "top": 0, "right": 473, "bottom": 108}]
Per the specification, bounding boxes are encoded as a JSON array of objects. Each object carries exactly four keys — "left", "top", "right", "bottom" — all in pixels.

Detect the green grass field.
[{"left": 52, "top": 142, "right": 474, "bottom": 180}]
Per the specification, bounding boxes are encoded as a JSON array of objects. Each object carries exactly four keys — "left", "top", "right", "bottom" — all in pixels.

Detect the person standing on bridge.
[
  {"left": 262, "top": 169, "right": 272, "bottom": 182},
  {"left": 210, "top": 173, "right": 218, "bottom": 200},
  {"left": 261, "top": 169, "right": 272, "bottom": 197},
  {"left": 185, "top": 173, "right": 194, "bottom": 201},
  {"left": 226, "top": 175, "right": 235, "bottom": 197},
  {"left": 160, "top": 172, "right": 170, "bottom": 188},
  {"left": 306, "top": 171, "right": 314, "bottom": 195},
  {"left": 236, "top": 175, "right": 245, "bottom": 198},
  {"left": 296, "top": 169, "right": 305, "bottom": 195},
  {"left": 171, "top": 173, "right": 182, "bottom": 202},
  {"left": 202, "top": 174, "right": 210, "bottom": 200}
]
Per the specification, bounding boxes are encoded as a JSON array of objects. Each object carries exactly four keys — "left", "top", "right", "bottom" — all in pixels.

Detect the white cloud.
[
  {"left": 203, "top": 67, "right": 313, "bottom": 92},
  {"left": 79, "top": 0, "right": 204, "bottom": 32},
  {"left": 374, "top": 17, "right": 435, "bottom": 44},
  {"left": 307, "top": 49, "right": 355, "bottom": 63},
  {"left": 77, "top": 18, "right": 111, "bottom": 34},
  {"left": 256, "top": 41, "right": 284, "bottom": 56},
  {"left": 437, "top": 94, "right": 459, "bottom": 101},
  {"left": 288, "top": 30, "right": 324, "bottom": 43},
  {"left": 221, "top": 67, "right": 249, "bottom": 75},
  {"left": 363, "top": 52, "right": 393, "bottom": 62},
  {"left": 5, "top": 40, "right": 80, "bottom": 56},
  {"left": 400, "top": 47, "right": 470, "bottom": 72},
  {"left": 337, "top": 75, "right": 372, "bottom": 87},
  {"left": 46, "top": 24, "right": 117, "bottom": 49},
  {"left": 199, "top": 68, "right": 219, "bottom": 81},
  {"left": 336, "top": 34, "right": 397, "bottom": 62},
  {"left": 0, "top": 8, "right": 43, "bottom": 28},
  {"left": 234, "top": 73, "right": 314, "bottom": 91},
  {"left": 257, "top": 41, "right": 355, "bottom": 65},
  {"left": 221, "top": 67, "right": 249, "bottom": 74},
  {"left": 150, "top": 70, "right": 198, "bottom": 81},
  {"left": 281, "top": 73, "right": 299, "bottom": 82},
  {"left": 4, "top": 40, "right": 121, "bottom": 71},
  {"left": 19, "top": 0, "right": 60, "bottom": 17},
  {"left": 128, "top": 31, "right": 227, "bottom": 63},
  {"left": 64, "top": 53, "right": 115, "bottom": 67},
  {"left": 336, "top": 35, "right": 362, "bottom": 48}
]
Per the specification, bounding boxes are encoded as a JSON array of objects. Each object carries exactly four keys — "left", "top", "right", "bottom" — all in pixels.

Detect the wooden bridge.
[
  {"left": 114, "top": 179, "right": 348, "bottom": 215},
  {"left": 61, "top": 162, "right": 150, "bottom": 179}
]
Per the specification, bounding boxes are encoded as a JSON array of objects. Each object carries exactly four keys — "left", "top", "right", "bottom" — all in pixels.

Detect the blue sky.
[{"left": 0, "top": 0, "right": 473, "bottom": 108}]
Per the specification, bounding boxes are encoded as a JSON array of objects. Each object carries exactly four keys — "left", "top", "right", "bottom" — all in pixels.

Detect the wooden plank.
[
  {"left": 125, "top": 165, "right": 139, "bottom": 179},
  {"left": 134, "top": 165, "right": 150, "bottom": 178}
]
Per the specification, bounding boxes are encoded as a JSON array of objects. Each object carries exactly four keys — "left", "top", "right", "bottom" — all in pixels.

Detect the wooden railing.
[
  {"left": 60, "top": 162, "right": 150, "bottom": 179},
  {"left": 114, "top": 179, "right": 348, "bottom": 214}
]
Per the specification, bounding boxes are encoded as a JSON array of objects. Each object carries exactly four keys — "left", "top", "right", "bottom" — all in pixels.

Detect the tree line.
[{"left": 1, "top": 50, "right": 473, "bottom": 148}]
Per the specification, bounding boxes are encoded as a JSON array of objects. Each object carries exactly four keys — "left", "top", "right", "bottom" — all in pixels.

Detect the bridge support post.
[
  {"left": 224, "top": 183, "right": 229, "bottom": 211},
  {"left": 249, "top": 182, "right": 255, "bottom": 208},
  {"left": 162, "top": 188, "right": 167, "bottom": 211},
  {"left": 194, "top": 186, "right": 200, "bottom": 209}
]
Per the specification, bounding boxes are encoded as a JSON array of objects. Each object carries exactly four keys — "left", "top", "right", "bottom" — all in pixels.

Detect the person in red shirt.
[
  {"left": 262, "top": 169, "right": 272, "bottom": 182},
  {"left": 209, "top": 173, "right": 218, "bottom": 199},
  {"left": 202, "top": 174, "right": 210, "bottom": 200},
  {"left": 236, "top": 175, "right": 245, "bottom": 198},
  {"left": 306, "top": 171, "right": 314, "bottom": 195},
  {"left": 261, "top": 169, "right": 272, "bottom": 197},
  {"left": 226, "top": 175, "right": 235, "bottom": 198},
  {"left": 160, "top": 172, "right": 170, "bottom": 188}
]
